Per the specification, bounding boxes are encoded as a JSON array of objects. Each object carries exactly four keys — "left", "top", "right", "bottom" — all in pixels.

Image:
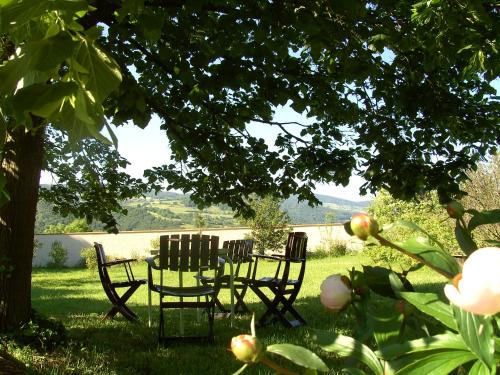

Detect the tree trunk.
[{"left": 0, "top": 125, "right": 44, "bottom": 332}]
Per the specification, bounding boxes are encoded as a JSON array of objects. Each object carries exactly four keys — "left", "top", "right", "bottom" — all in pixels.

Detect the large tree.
[{"left": 0, "top": 0, "right": 498, "bottom": 330}]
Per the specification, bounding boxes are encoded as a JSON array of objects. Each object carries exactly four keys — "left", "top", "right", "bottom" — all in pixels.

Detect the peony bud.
[
  {"left": 230, "top": 334, "right": 264, "bottom": 363},
  {"left": 444, "top": 247, "right": 500, "bottom": 316},
  {"left": 350, "top": 214, "right": 379, "bottom": 241},
  {"left": 446, "top": 201, "right": 464, "bottom": 219},
  {"left": 320, "top": 274, "right": 352, "bottom": 312}
]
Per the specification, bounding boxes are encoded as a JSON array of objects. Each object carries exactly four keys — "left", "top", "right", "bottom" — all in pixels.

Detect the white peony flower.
[
  {"left": 444, "top": 247, "right": 500, "bottom": 316},
  {"left": 320, "top": 274, "right": 352, "bottom": 312}
]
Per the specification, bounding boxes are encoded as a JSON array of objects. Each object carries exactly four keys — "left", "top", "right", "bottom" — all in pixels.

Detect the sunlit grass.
[{"left": 14, "top": 254, "right": 447, "bottom": 374}]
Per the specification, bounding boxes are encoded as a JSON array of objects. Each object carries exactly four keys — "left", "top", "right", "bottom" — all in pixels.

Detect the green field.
[{"left": 11, "top": 254, "right": 446, "bottom": 374}]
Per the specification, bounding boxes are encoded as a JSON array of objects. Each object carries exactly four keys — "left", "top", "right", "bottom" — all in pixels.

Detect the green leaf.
[
  {"left": 468, "top": 209, "right": 500, "bottom": 232},
  {"left": 400, "top": 292, "right": 457, "bottom": 331},
  {"left": 74, "top": 35, "right": 122, "bottom": 104},
  {"left": 363, "top": 266, "right": 413, "bottom": 299},
  {"left": 24, "top": 31, "right": 78, "bottom": 72},
  {"left": 395, "top": 236, "right": 460, "bottom": 277},
  {"left": 52, "top": 90, "right": 106, "bottom": 141},
  {"left": 0, "top": 0, "right": 88, "bottom": 33},
  {"left": 0, "top": 55, "right": 30, "bottom": 95},
  {"left": 394, "top": 350, "right": 476, "bottom": 375},
  {"left": 389, "top": 271, "right": 405, "bottom": 298},
  {"left": 455, "top": 221, "right": 477, "bottom": 255},
  {"left": 376, "top": 333, "right": 467, "bottom": 360},
  {"left": 453, "top": 306, "right": 495, "bottom": 370},
  {"left": 266, "top": 344, "right": 329, "bottom": 372},
  {"left": 232, "top": 363, "right": 248, "bottom": 375},
  {"left": 468, "top": 360, "right": 491, "bottom": 375},
  {"left": 369, "top": 307, "right": 404, "bottom": 348},
  {"left": 341, "top": 368, "right": 367, "bottom": 375},
  {"left": 12, "top": 82, "right": 78, "bottom": 118},
  {"left": 313, "top": 330, "right": 384, "bottom": 375}
]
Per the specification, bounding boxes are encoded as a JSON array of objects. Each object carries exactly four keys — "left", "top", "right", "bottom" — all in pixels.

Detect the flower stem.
[
  {"left": 260, "top": 357, "right": 298, "bottom": 375},
  {"left": 373, "top": 233, "right": 454, "bottom": 279}
]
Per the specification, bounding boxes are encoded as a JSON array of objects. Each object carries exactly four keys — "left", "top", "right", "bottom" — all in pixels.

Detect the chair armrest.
[
  {"left": 103, "top": 258, "right": 136, "bottom": 267},
  {"left": 251, "top": 253, "right": 283, "bottom": 261},
  {"left": 144, "top": 256, "right": 160, "bottom": 270}
]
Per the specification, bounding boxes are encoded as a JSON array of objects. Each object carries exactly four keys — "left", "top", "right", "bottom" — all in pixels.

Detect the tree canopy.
[{"left": 1, "top": 0, "right": 499, "bottom": 219}]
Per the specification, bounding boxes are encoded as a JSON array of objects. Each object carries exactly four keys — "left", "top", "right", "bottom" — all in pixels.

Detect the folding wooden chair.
[
  {"left": 245, "top": 232, "right": 308, "bottom": 328},
  {"left": 199, "top": 239, "right": 254, "bottom": 314},
  {"left": 94, "top": 243, "right": 146, "bottom": 322},
  {"left": 146, "top": 234, "right": 220, "bottom": 345}
]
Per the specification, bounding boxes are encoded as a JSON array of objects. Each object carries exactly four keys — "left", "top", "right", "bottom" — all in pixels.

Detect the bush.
[
  {"left": 33, "top": 239, "right": 42, "bottom": 258},
  {"left": 80, "top": 247, "right": 97, "bottom": 270},
  {"left": 312, "top": 240, "right": 348, "bottom": 258},
  {"left": 47, "top": 241, "right": 68, "bottom": 267},
  {"left": 364, "top": 190, "right": 455, "bottom": 267},
  {"left": 150, "top": 237, "right": 160, "bottom": 250}
]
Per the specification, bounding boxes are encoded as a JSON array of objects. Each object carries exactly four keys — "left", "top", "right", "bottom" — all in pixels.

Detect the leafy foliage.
[
  {"left": 79, "top": 247, "right": 97, "bottom": 271},
  {"left": 365, "top": 191, "right": 456, "bottom": 267},
  {"left": 99, "top": 0, "right": 499, "bottom": 213},
  {"left": 40, "top": 128, "right": 150, "bottom": 233},
  {"left": 242, "top": 195, "right": 291, "bottom": 254},
  {"left": 462, "top": 155, "right": 500, "bottom": 245},
  {"left": 47, "top": 241, "right": 67, "bottom": 267}
]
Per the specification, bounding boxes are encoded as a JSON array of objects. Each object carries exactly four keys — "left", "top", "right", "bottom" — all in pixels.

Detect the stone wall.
[{"left": 33, "top": 224, "right": 362, "bottom": 267}]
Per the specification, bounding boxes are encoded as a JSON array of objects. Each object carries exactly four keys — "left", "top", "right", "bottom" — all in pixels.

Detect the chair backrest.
[
  {"left": 285, "top": 232, "right": 308, "bottom": 261},
  {"left": 223, "top": 239, "right": 254, "bottom": 277},
  {"left": 224, "top": 239, "right": 253, "bottom": 263},
  {"left": 158, "top": 234, "right": 219, "bottom": 272},
  {"left": 94, "top": 242, "right": 109, "bottom": 283},
  {"left": 281, "top": 232, "right": 308, "bottom": 283},
  {"left": 94, "top": 242, "right": 117, "bottom": 302}
]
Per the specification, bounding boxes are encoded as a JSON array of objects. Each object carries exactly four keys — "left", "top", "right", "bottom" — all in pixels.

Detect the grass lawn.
[{"left": 11, "top": 254, "right": 447, "bottom": 374}]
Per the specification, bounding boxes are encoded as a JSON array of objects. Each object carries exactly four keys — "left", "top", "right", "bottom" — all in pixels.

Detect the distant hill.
[{"left": 35, "top": 190, "right": 370, "bottom": 233}]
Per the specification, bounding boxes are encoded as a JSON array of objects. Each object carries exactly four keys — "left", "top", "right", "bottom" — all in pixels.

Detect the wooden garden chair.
[
  {"left": 94, "top": 242, "right": 146, "bottom": 322},
  {"left": 245, "top": 232, "right": 308, "bottom": 328},
  {"left": 199, "top": 239, "right": 254, "bottom": 315},
  {"left": 145, "top": 234, "right": 221, "bottom": 345}
]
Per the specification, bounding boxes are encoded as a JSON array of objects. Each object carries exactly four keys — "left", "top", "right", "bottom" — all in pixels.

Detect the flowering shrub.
[{"left": 231, "top": 201, "right": 500, "bottom": 374}]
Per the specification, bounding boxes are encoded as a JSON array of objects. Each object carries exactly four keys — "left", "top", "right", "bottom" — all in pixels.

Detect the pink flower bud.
[
  {"left": 444, "top": 247, "right": 500, "bottom": 316},
  {"left": 230, "top": 334, "right": 263, "bottom": 363},
  {"left": 446, "top": 201, "right": 465, "bottom": 219},
  {"left": 350, "top": 214, "right": 379, "bottom": 241},
  {"left": 320, "top": 274, "right": 352, "bottom": 312}
]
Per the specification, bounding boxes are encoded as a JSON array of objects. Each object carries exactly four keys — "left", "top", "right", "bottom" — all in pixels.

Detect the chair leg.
[
  {"left": 105, "top": 284, "right": 141, "bottom": 321},
  {"left": 207, "top": 295, "right": 215, "bottom": 343},
  {"left": 233, "top": 285, "right": 250, "bottom": 313},
  {"left": 249, "top": 284, "right": 305, "bottom": 328},
  {"left": 249, "top": 285, "right": 282, "bottom": 326},
  {"left": 279, "top": 287, "right": 306, "bottom": 326},
  {"left": 148, "top": 287, "right": 152, "bottom": 327},
  {"left": 214, "top": 295, "right": 230, "bottom": 313},
  {"left": 158, "top": 301, "right": 165, "bottom": 344}
]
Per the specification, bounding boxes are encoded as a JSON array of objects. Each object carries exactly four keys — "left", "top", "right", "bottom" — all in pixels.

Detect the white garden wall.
[{"left": 33, "top": 224, "right": 362, "bottom": 267}]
